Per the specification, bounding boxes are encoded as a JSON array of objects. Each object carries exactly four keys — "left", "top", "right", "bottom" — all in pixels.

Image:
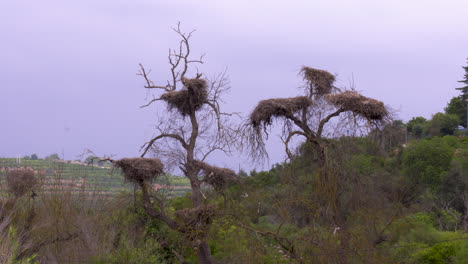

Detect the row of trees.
[{"left": 21, "top": 153, "right": 58, "bottom": 161}]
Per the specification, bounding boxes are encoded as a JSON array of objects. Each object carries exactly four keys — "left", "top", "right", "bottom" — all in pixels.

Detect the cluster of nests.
[
  {"left": 160, "top": 78, "right": 208, "bottom": 116},
  {"left": 113, "top": 158, "right": 164, "bottom": 184},
  {"left": 175, "top": 204, "right": 217, "bottom": 241},
  {"left": 5, "top": 168, "right": 38, "bottom": 198},
  {"left": 112, "top": 158, "right": 221, "bottom": 241},
  {"left": 248, "top": 67, "right": 388, "bottom": 133},
  {"left": 113, "top": 158, "right": 239, "bottom": 193},
  {"left": 192, "top": 160, "right": 238, "bottom": 192}
]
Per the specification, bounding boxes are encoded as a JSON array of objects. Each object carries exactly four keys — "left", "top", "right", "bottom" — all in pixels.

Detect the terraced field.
[{"left": 0, "top": 158, "right": 191, "bottom": 197}]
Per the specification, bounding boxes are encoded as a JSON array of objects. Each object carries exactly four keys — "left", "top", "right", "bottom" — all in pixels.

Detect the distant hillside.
[{"left": 0, "top": 158, "right": 190, "bottom": 197}]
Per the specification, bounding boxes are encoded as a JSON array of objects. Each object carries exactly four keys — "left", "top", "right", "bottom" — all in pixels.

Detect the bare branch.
[
  {"left": 137, "top": 64, "right": 173, "bottom": 91},
  {"left": 139, "top": 181, "right": 180, "bottom": 230},
  {"left": 141, "top": 133, "right": 188, "bottom": 157},
  {"left": 283, "top": 130, "right": 308, "bottom": 159},
  {"left": 236, "top": 220, "right": 303, "bottom": 262},
  {"left": 317, "top": 108, "right": 345, "bottom": 138},
  {"left": 140, "top": 97, "right": 163, "bottom": 108}
]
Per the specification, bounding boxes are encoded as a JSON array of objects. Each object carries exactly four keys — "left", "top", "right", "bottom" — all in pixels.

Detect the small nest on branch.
[
  {"left": 192, "top": 160, "right": 238, "bottom": 191},
  {"left": 301, "top": 66, "right": 335, "bottom": 95},
  {"left": 160, "top": 78, "right": 208, "bottom": 116},
  {"left": 175, "top": 205, "right": 217, "bottom": 241},
  {"left": 249, "top": 96, "right": 312, "bottom": 130},
  {"left": 113, "top": 158, "right": 164, "bottom": 183},
  {"left": 326, "top": 91, "right": 388, "bottom": 120},
  {"left": 6, "top": 168, "right": 38, "bottom": 198}
]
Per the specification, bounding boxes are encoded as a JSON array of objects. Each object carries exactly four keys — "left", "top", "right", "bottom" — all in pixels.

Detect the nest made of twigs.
[
  {"left": 301, "top": 66, "right": 335, "bottom": 95},
  {"left": 192, "top": 160, "right": 238, "bottom": 191},
  {"left": 326, "top": 91, "right": 388, "bottom": 120},
  {"left": 249, "top": 96, "right": 312, "bottom": 130},
  {"left": 6, "top": 168, "right": 38, "bottom": 198},
  {"left": 113, "top": 158, "right": 164, "bottom": 184},
  {"left": 175, "top": 205, "right": 217, "bottom": 240},
  {"left": 160, "top": 78, "right": 208, "bottom": 116}
]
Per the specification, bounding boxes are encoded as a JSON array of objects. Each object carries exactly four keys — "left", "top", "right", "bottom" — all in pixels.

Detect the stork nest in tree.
[
  {"left": 193, "top": 160, "right": 238, "bottom": 191},
  {"left": 301, "top": 66, "right": 336, "bottom": 95},
  {"left": 326, "top": 91, "right": 388, "bottom": 120},
  {"left": 249, "top": 96, "right": 312, "bottom": 130},
  {"left": 175, "top": 205, "right": 217, "bottom": 241},
  {"left": 6, "top": 168, "right": 38, "bottom": 198},
  {"left": 160, "top": 78, "right": 208, "bottom": 116},
  {"left": 113, "top": 158, "right": 164, "bottom": 184}
]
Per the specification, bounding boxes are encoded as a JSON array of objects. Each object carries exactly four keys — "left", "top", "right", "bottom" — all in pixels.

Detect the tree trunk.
[
  {"left": 186, "top": 163, "right": 214, "bottom": 264},
  {"left": 197, "top": 241, "right": 213, "bottom": 264}
]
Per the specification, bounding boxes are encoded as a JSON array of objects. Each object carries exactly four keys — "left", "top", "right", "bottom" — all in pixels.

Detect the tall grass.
[{"left": 0, "top": 164, "right": 172, "bottom": 263}]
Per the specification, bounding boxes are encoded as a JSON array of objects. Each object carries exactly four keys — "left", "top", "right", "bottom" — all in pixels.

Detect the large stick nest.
[
  {"left": 192, "top": 160, "right": 238, "bottom": 191},
  {"left": 301, "top": 66, "right": 336, "bottom": 95},
  {"left": 113, "top": 158, "right": 164, "bottom": 184},
  {"left": 326, "top": 91, "right": 388, "bottom": 121},
  {"left": 175, "top": 205, "right": 217, "bottom": 241},
  {"left": 249, "top": 96, "right": 313, "bottom": 130},
  {"left": 6, "top": 168, "right": 38, "bottom": 198},
  {"left": 160, "top": 78, "right": 208, "bottom": 116}
]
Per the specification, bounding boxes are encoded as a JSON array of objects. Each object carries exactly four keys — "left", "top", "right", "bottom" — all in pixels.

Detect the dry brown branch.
[
  {"left": 236, "top": 219, "right": 303, "bottom": 263},
  {"left": 137, "top": 64, "right": 173, "bottom": 91},
  {"left": 317, "top": 108, "right": 345, "bottom": 137},
  {"left": 283, "top": 130, "right": 308, "bottom": 159},
  {"left": 141, "top": 133, "right": 188, "bottom": 157}
]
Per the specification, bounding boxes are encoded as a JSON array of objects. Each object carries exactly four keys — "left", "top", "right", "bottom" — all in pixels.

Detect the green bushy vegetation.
[{"left": 3, "top": 135, "right": 462, "bottom": 263}]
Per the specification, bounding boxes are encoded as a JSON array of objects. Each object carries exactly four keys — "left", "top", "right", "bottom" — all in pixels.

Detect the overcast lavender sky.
[{"left": 1, "top": 0, "right": 467, "bottom": 170}]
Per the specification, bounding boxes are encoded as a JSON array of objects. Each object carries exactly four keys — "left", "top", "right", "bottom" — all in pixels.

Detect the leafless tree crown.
[
  {"left": 134, "top": 24, "right": 241, "bottom": 264},
  {"left": 244, "top": 67, "right": 391, "bottom": 162}
]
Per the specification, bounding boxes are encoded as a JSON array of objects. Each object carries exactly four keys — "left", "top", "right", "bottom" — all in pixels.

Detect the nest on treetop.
[
  {"left": 249, "top": 96, "right": 312, "bottom": 131},
  {"left": 301, "top": 66, "right": 336, "bottom": 95},
  {"left": 175, "top": 205, "right": 217, "bottom": 241},
  {"left": 326, "top": 91, "right": 388, "bottom": 121},
  {"left": 160, "top": 78, "right": 208, "bottom": 116},
  {"left": 113, "top": 158, "right": 164, "bottom": 184},
  {"left": 6, "top": 168, "right": 38, "bottom": 198},
  {"left": 192, "top": 160, "right": 238, "bottom": 191}
]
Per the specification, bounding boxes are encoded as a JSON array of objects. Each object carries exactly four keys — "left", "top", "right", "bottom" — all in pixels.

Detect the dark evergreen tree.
[
  {"left": 455, "top": 58, "right": 468, "bottom": 128},
  {"left": 457, "top": 58, "right": 468, "bottom": 99}
]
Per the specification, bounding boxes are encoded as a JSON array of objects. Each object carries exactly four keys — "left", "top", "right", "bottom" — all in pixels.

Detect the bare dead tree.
[
  {"left": 243, "top": 66, "right": 391, "bottom": 166},
  {"left": 240, "top": 67, "right": 393, "bottom": 262},
  {"left": 133, "top": 23, "right": 239, "bottom": 264}
]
